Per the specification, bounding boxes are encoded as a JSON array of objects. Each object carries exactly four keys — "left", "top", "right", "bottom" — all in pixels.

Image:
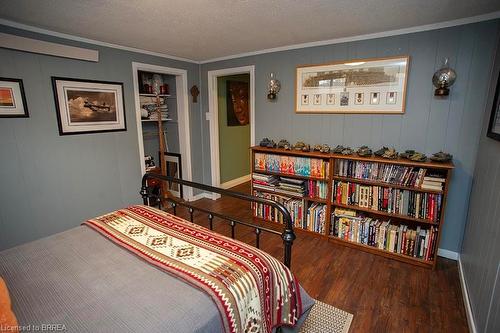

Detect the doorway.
[{"left": 207, "top": 66, "right": 255, "bottom": 195}]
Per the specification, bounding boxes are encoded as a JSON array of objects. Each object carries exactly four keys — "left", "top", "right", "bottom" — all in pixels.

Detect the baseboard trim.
[
  {"left": 220, "top": 174, "right": 251, "bottom": 189},
  {"left": 188, "top": 192, "right": 213, "bottom": 202},
  {"left": 458, "top": 255, "right": 477, "bottom": 333},
  {"left": 437, "top": 248, "right": 459, "bottom": 260}
]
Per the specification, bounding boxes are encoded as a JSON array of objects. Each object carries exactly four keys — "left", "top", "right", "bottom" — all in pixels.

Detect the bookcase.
[{"left": 250, "top": 146, "right": 454, "bottom": 269}]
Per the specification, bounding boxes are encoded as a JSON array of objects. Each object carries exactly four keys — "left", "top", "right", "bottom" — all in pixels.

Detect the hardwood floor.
[{"left": 172, "top": 182, "right": 468, "bottom": 332}]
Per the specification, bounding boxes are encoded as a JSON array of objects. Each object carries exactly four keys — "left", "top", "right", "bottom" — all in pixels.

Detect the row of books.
[
  {"left": 253, "top": 174, "right": 328, "bottom": 199},
  {"left": 331, "top": 208, "right": 438, "bottom": 261},
  {"left": 252, "top": 173, "right": 278, "bottom": 185},
  {"left": 305, "top": 203, "right": 326, "bottom": 233},
  {"left": 252, "top": 191, "right": 304, "bottom": 227},
  {"left": 252, "top": 190, "right": 326, "bottom": 233},
  {"left": 278, "top": 177, "right": 306, "bottom": 196},
  {"left": 332, "top": 181, "right": 442, "bottom": 222},
  {"left": 421, "top": 175, "right": 446, "bottom": 191},
  {"left": 252, "top": 174, "right": 304, "bottom": 197},
  {"left": 254, "top": 153, "right": 329, "bottom": 178},
  {"left": 334, "top": 160, "right": 428, "bottom": 188},
  {"left": 305, "top": 180, "right": 328, "bottom": 199}
]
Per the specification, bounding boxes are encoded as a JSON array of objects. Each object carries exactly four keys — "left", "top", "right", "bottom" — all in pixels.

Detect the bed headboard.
[{"left": 140, "top": 173, "right": 296, "bottom": 268}]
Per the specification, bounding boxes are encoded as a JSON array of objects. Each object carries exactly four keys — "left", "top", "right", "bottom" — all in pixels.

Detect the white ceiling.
[{"left": 1, "top": 0, "right": 500, "bottom": 62}]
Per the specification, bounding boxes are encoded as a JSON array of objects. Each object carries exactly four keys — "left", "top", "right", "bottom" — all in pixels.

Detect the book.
[
  {"left": 420, "top": 175, "right": 446, "bottom": 191},
  {"left": 332, "top": 180, "right": 442, "bottom": 222},
  {"left": 255, "top": 153, "right": 328, "bottom": 178},
  {"left": 335, "top": 159, "right": 428, "bottom": 188},
  {"left": 331, "top": 209, "right": 438, "bottom": 261},
  {"left": 306, "top": 203, "right": 326, "bottom": 233},
  {"left": 421, "top": 184, "right": 443, "bottom": 191},
  {"left": 253, "top": 190, "right": 304, "bottom": 227}
]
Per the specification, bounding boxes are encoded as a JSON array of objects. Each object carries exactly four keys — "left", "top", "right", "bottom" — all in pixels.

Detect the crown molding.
[
  {"left": 1, "top": 11, "right": 499, "bottom": 65},
  {"left": 199, "top": 11, "right": 500, "bottom": 64},
  {"left": 0, "top": 18, "right": 199, "bottom": 64}
]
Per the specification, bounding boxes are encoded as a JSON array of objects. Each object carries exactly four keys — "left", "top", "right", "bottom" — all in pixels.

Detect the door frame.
[
  {"left": 207, "top": 65, "right": 255, "bottom": 198},
  {"left": 132, "top": 62, "right": 193, "bottom": 200}
]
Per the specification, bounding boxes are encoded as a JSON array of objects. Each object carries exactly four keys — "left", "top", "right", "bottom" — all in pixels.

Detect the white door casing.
[
  {"left": 207, "top": 65, "right": 255, "bottom": 199},
  {"left": 132, "top": 62, "right": 193, "bottom": 200}
]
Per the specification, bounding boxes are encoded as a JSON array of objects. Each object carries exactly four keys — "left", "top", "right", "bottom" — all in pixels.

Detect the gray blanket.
[{"left": 0, "top": 226, "right": 313, "bottom": 332}]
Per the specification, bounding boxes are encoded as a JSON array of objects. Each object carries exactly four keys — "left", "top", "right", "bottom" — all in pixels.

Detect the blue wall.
[
  {"left": 0, "top": 25, "right": 203, "bottom": 250},
  {"left": 461, "top": 26, "right": 500, "bottom": 332},
  {"left": 200, "top": 20, "right": 500, "bottom": 253}
]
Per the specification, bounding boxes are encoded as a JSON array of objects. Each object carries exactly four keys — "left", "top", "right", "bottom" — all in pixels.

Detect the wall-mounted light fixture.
[
  {"left": 267, "top": 72, "right": 281, "bottom": 100},
  {"left": 432, "top": 58, "right": 457, "bottom": 96}
]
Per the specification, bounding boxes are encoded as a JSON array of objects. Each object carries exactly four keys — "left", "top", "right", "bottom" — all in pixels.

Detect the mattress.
[{"left": 0, "top": 225, "right": 314, "bottom": 332}]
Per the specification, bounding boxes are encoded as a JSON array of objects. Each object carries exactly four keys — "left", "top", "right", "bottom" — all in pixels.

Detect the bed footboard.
[{"left": 140, "top": 173, "right": 296, "bottom": 268}]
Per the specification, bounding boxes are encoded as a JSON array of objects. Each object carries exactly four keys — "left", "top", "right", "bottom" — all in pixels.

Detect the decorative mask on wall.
[
  {"left": 432, "top": 58, "right": 457, "bottom": 96},
  {"left": 190, "top": 85, "right": 199, "bottom": 103},
  {"left": 227, "top": 81, "right": 249, "bottom": 126},
  {"left": 267, "top": 72, "right": 281, "bottom": 100}
]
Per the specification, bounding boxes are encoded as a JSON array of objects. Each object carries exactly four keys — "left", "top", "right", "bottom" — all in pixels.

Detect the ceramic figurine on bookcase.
[
  {"left": 277, "top": 139, "right": 292, "bottom": 150},
  {"left": 258, "top": 136, "right": 455, "bottom": 165},
  {"left": 356, "top": 146, "right": 372, "bottom": 157}
]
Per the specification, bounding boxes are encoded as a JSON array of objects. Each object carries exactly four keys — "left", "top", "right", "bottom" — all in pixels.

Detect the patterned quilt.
[{"left": 83, "top": 205, "right": 302, "bottom": 333}]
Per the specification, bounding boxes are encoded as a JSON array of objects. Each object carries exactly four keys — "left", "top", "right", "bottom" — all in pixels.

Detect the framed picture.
[
  {"left": 0, "top": 77, "right": 29, "bottom": 118},
  {"left": 52, "top": 77, "right": 126, "bottom": 135},
  {"left": 487, "top": 74, "right": 500, "bottom": 141},
  {"left": 159, "top": 152, "right": 183, "bottom": 198},
  {"left": 226, "top": 80, "right": 249, "bottom": 126},
  {"left": 296, "top": 56, "right": 409, "bottom": 114}
]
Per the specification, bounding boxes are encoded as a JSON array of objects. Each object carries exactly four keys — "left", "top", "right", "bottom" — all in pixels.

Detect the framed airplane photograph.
[{"left": 52, "top": 77, "right": 126, "bottom": 135}]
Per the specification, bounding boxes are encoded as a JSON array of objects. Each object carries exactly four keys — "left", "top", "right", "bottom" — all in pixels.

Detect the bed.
[{"left": 0, "top": 174, "right": 314, "bottom": 333}]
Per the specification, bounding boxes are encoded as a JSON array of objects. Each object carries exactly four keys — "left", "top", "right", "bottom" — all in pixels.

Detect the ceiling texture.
[{"left": 1, "top": 0, "right": 500, "bottom": 62}]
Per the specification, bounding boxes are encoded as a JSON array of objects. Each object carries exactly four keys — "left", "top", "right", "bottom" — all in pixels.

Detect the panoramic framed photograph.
[
  {"left": 0, "top": 77, "right": 29, "bottom": 118},
  {"left": 487, "top": 74, "right": 500, "bottom": 141},
  {"left": 296, "top": 56, "right": 409, "bottom": 114},
  {"left": 52, "top": 77, "right": 126, "bottom": 135}
]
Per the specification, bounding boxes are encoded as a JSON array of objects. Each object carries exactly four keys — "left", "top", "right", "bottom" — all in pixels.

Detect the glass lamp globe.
[
  {"left": 267, "top": 72, "right": 281, "bottom": 100},
  {"left": 432, "top": 58, "right": 457, "bottom": 96}
]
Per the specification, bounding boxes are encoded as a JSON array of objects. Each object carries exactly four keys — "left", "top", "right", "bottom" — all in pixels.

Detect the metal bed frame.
[{"left": 140, "top": 173, "right": 296, "bottom": 268}]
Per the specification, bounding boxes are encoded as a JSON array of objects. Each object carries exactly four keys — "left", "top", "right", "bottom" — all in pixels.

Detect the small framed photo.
[
  {"left": 0, "top": 77, "right": 29, "bottom": 118},
  {"left": 487, "top": 74, "right": 500, "bottom": 141},
  {"left": 326, "top": 93, "right": 335, "bottom": 105},
  {"left": 354, "top": 92, "right": 364, "bottom": 105},
  {"left": 340, "top": 92, "right": 349, "bottom": 106},
  {"left": 370, "top": 92, "right": 380, "bottom": 105},
  {"left": 313, "top": 94, "right": 322, "bottom": 105},
  {"left": 301, "top": 94, "right": 309, "bottom": 105},
  {"left": 52, "top": 77, "right": 126, "bottom": 135},
  {"left": 386, "top": 91, "right": 397, "bottom": 104}
]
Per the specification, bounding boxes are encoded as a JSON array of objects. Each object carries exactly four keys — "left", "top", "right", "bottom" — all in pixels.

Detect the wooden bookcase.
[{"left": 250, "top": 146, "right": 454, "bottom": 269}]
